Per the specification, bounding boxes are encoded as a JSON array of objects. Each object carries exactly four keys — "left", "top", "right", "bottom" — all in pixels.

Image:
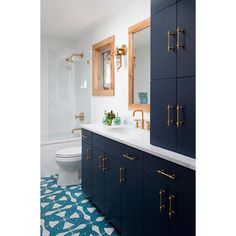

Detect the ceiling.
[{"left": 41, "top": 0, "right": 137, "bottom": 39}]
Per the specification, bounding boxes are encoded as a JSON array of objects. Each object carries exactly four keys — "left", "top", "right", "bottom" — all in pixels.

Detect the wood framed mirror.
[{"left": 128, "top": 18, "right": 150, "bottom": 112}]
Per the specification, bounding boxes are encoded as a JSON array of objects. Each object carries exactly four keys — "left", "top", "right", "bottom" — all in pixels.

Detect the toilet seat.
[{"left": 56, "top": 147, "right": 81, "bottom": 158}]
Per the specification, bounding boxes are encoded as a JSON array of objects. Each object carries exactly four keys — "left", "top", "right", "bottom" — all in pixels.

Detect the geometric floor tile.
[{"left": 41, "top": 175, "right": 120, "bottom": 236}]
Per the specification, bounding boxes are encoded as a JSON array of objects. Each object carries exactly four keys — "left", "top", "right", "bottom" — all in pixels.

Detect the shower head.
[{"left": 65, "top": 53, "right": 84, "bottom": 63}]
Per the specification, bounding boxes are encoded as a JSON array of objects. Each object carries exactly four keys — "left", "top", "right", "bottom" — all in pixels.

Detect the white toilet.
[{"left": 55, "top": 146, "right": 82, "bottom": 186}]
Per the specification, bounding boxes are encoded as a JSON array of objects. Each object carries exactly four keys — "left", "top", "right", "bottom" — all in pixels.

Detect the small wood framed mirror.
[
  {"left": 92, "top": 35, "right": 115, "bottom": 96},
  {"left": 128, "top": 18, "right": 150, "bottom": 112}
]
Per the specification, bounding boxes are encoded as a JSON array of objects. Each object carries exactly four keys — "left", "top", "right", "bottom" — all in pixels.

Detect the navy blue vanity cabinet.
[
  {"left": 151, "top": 0, "right": 177, "bottom": 14},
  {"left": 143, "top": 175, "right": 169, "bottom": 236},
  {"left": 151, "top": 78, "right": 177, "bottom": 152},
  {"left": 104, "top": 156, "right": 121, "bottom": 232},
  {"left": 176, "top": 77, "right": 195, "bottom": 157},
  {"left": 120, "top": 163, "right": 143, "bottom": 236},
  {"left": 177, "top": 0, "right": 195, "bottom": 77},
  {"left": 151, "top": 0, "right": 195, "bottom": 79},
  {"left": 91, "top": 147, "right": 105, "bottom": 213},
  {"left": 81, "top": 140, "right": 92, "bottom": 199},
  {"left": 151, "top": 4, "right": 176, "bottom": 80}
]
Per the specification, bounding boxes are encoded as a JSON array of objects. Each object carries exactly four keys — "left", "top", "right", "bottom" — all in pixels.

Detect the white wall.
[{"left": 75, "top": 0, "right": 150, "bottom": 124}]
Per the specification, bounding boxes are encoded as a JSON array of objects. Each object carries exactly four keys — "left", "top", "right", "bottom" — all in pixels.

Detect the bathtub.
[{"left": 41, "top": 132, "right": 81, "bottom": 177}]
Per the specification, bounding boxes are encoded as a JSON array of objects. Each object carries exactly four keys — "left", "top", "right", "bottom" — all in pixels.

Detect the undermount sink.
[{"left": 107, "top": 126, "right": 144, "bottom": 135}]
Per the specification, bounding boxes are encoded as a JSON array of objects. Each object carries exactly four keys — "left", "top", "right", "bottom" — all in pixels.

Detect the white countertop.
[{"left": 80, "top": 124, "right": 195, "bottom": 170}]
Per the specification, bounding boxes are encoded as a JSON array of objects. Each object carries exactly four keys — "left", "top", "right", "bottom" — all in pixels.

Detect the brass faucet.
[
  {"left": 133, "top": 110, "right": 145, "bottom": 129},
  {"left": 75, "top": 112, "right": 85, "bottom": 121}
]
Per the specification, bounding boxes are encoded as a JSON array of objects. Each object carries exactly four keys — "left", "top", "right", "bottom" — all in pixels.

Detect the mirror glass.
[{"left": 133, "top": 27, "right": 150, "bottom": 104}]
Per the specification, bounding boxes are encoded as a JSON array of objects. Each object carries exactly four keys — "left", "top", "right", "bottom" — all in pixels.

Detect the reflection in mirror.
[
  {"left": 128, "top": 18, "right": 150, "bottom": 112},
  {"left": 133, "top": 27, "right": 150, "bottom": 104}
]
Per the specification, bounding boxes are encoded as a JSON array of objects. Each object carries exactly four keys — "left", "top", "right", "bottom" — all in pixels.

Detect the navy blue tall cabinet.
[{"left": 151, "top": 0, "right": 196, "bottom": 158}]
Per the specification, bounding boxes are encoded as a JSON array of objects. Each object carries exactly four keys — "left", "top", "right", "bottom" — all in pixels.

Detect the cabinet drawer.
[
  {"left": 93, "top": 133, "right": 143, "bottom": 171},
  {"left": 143, "top": 153, "right": 195, "bottom": 196},
  {"left": 81, "top": 129, "right": 92, "bottom": 145}
]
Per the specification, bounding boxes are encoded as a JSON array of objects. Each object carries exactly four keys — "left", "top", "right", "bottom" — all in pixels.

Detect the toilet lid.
[{"left": 56, "top": 146, "right": 82, "bottom": 158}]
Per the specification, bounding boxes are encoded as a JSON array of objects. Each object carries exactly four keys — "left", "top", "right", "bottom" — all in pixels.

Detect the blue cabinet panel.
[
  {"left": 143, "top": 175, "right": 169, "bottom": 236},
  {"left": 104, "top": 156, "right": 121, "bottom": 232},
  {"left": 151, "top": 0, "right": 176, "bottom": 14},
  {"left": 177, "top": 0, "right": 195, "bottom": 77},
  {"left": 169, "top": 190, "right": 195, "bottom": 236},
  {"left": 151, "top": 5, "right": 176, "bottom": 79},
  {"left": 121, "top": 164, "right": 143, "bottom": 236},
  {"left": 151, "top": 78, "right": 177, "bottom": 151},
  {"left": 177, "top": 77, "right": 195, "bottom": 158},
  {"left": 81, "top": 141, "right": 92, "bottom": 199},
  {"left": 91, "top": 147, "right": 105, "bottom": 212}
]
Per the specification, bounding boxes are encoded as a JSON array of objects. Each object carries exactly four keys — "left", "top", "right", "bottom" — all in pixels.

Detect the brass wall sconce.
[{"left": 115, "top": 44, "right": 127, "bottom": 70}]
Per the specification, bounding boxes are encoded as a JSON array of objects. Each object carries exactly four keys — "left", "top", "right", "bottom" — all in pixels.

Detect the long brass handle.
[
  {"left": 102, "top": 157, "right": 108, "bottom": 171},
  {"left": 159, "top": 190, "right": 165, "bottom": 213},
  {"left": 123, "top": 154, "right": 136, "bottom": 161},
  {"left": 86, "top": 148, "right": 92, "bottom": 160},
  {"left": 99, "top": 155, "right": 103, "bottom": 169},
  {"left": 81, "top": 134, "right": 87, "bottom": 139},
  {"left": 168, "top": 31, "right": 175, "bottom": 52},
  {"left": 157, "top": 169, "right": 176, "bottom": 180},
  {"left": 177, "top": 26, "right": 185, "bottom": 50},
  {"left": 119, "top": 167, "right": 125, "bottom": 183},
  {"left": 169, "top": 194, "right": 175, "bottom": 219},
  {"left": 167, "top": 105, "right": 174, "bottom": 127},
  {"left": 176, "top": 105, "right": 184, "bottom": 128}
]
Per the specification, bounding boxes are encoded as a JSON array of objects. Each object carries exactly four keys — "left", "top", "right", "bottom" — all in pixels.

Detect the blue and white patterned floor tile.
[{"left": 41, "top": 175, "right": 120, "bottom": 236}]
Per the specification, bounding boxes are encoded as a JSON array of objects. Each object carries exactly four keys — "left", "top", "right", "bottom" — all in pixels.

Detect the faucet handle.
[
  {"left": 134, "top": 119, "right": 140, "bottom": 128},
  {"left": 146, "top": 120, "right": 151, "bottom": 130}
]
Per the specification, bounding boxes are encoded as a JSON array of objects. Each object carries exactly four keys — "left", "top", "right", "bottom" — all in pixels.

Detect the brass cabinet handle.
[
  {"left": 169, "top": 194, "right": 175, "bottom": 219},
  {"left": 176, "top": 105, "right": 184, "bottom": 128},
  {"left": 167, "top": 105, "right": 174, "bottom": 127},
  {"left": 86, "top": 148, "right": 92, "bottom": 160},
  {"left": 177, "top": 26, "right": 185, "bottom": 49},
  {"left": 157, "top": 169, "right": 176, "bottom": 180},
  {"left": 119, "top": 167, "right": 125, "bottom": 183},
  {"left": 102, "top": 157, "right": 108, "bottom": 171},
  {"left": 159, "top": 189, "right": 165, "bottom": 213},
  {"left": 98, "top": 155, "right": 103, "bottom": 169},
  {"left": 168, "top": 31, "right": 175, "bottom": 52},
  {"left": 123, "top": 154, "right": 136, "bottom": 161},
  {"left": 81, "top": 134, "right": 87, "bottom": 139}
]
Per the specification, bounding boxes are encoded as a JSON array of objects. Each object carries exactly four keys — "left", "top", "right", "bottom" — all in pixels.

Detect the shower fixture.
[{"left": 65, "top": 53, "right": 84, "bottom": 63}]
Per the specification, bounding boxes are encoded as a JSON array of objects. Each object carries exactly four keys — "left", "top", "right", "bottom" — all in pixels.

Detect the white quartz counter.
[{"left": 80, "top": 124, "right": 195, "bottom": 170}]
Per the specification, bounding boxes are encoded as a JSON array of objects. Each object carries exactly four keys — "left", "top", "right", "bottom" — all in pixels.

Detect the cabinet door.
[
  {"left": 151, "top": 79, "right": 177, "bottom": 152},
  {"left": 151, "top": 0, "right": 176, "bottom": 14},
  {"left": 169, "top": 190, "right": 195, "bottom": 236},
  {"left": 177, "top": 77, "right": 195, "bottom": 158},
  {"left": 91, "top": 147, "right": 105, "bottom": 212},
  {"left": 121, "top": 165, "right": 143, "bottom": 236},
  {"left": 81, "top": 141, "right": 92, "bottom": 199},
  {"left": 177, "top": 0, "right": 195, "bottom": 77},
  {"left": 151, "top": 4, "right": 176, "bottom": 79},
  {"left": 143, "top": 175, "right": 169, "bottom": 236},
  {"left": 104, "top": 156, "right": 121, "bottom": 232}
]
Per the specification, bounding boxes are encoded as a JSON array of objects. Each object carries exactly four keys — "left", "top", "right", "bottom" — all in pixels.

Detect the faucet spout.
[{"left": 133, "top": 110, "right": 145, "bottom": 129}]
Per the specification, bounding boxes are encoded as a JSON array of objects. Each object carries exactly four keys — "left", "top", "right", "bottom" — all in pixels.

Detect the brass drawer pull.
[
  {"left": 102, "top": 157, "right": 108, "bottom": 171},
  {"left": 159, "top": 189, "right": 165, "bottom": 213},
  {"left": 99, "top": 155, "right": 103, "bottom": 169},
  {"left": 157, "top": 169, "right": 176, "bottom": 180},
  {"left": 176, "top": 105, "right": 184, "bottom": 128},
  {"left": 81, "top": 134, "right": 87, "bottom": 139},
  {"left": 123, "top": 154, "right": 136, "bottom": 161},
  {"left": 168, "top": 31, "right": 175, "bottom": 52},
  {"left": 167, "top": 105, "right": 174, "bottom": 127},
  {"left": 86, "top": 148, "right": 92, "bottom": 160},
  {"left": 119, "top": 167, "right": 125, "bottom": 183},
  {"left": 177, "top": 26, "right": 185, "bottom": 49},
  {"left": 169, "top": 194, "right": 175, "bottom": 219}
]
